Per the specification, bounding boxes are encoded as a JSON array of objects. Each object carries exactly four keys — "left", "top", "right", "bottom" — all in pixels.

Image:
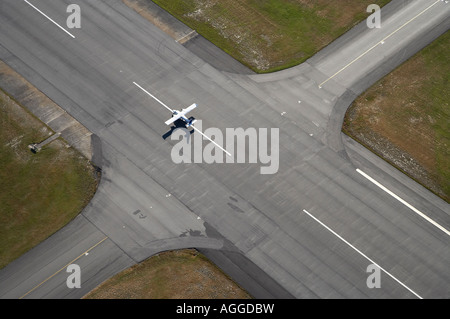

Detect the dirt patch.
[
  {"left": 83, "top": 249, "right": 252, "bottom": 299},
  {"left": 124, "top": 0, "right": 189, "bottom": 40}
]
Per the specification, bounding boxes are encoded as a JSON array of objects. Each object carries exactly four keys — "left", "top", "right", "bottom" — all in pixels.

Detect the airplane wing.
[
  {"left": 165, "top": 113, "right": 183, "bottom": 125},
  {"left": 181, "top": 103, "right": 197, "bottom": 114},
  {"left": 165, "top": 104, "right": 197, "bottom": 126}
]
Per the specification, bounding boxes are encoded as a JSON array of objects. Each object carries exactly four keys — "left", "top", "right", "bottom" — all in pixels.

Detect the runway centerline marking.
[
  {"left": 133, "top": 82, "right": 173, "bottom": 113},
  {"left": 319, "top": 0, "right": 441, "bottom": 88},
  {"left": 133, "top": 81, "right": 231, "bottom": 157},
  {"left": 302, "top": 209, "right": 423, "bottom": 299},
  {"left": 24, "top": 0, "right": 76, "bottom": 39},
  {"left": 191, "top": 125, "right": 232, "bottom": 157},
  {"left": 19, "top": 236, "right": 108, "bottom": 299},
  {"left": 356, "top": 169, "right": 450, "bottom": 237}
]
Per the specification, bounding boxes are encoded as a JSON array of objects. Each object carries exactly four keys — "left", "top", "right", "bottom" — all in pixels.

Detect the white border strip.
[
  {"left": 24, "top": 0, "right": 75, "bottom": 39},
  {"left": 176, "top": 30, "right": 197, "bottom": 43},
  {"left": 356, "top": 169, "right": 450, "bottom": 237},
  {"left": 302, "top": 209, "right": 423, "bottom": 299}
]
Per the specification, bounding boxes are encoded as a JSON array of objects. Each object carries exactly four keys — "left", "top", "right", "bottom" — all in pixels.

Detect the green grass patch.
[
  {"left": 0, "top": 91, "right": 98, "bottom": 269},
  {"left": 151, "top": 0, "right": 391, "bottom": 72},
  {"left": 343, "top": 31, "right": 450, "bottom": 202},
  {"left": 422, "top": 32, "right": 450, "bottom": 197}
]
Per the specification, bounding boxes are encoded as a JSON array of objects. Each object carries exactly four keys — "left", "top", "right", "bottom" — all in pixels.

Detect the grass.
[
  {"left": 0, "top": 90, "right": 99, "bottom": 269},
  {"left": 0, "top": 76, "right": 249, "bottom": 300},
  {"left": 343, "top": 31, "right": 450, "bottom": 202},
  {"left": 151, "top": 0, "right": 391, "bottom": 72},
  {"left": 0, "top": 88, "right": 248, "bottom": 298},
  {"left": 83, "top": 249, "right": 252, "bottom": 299}
]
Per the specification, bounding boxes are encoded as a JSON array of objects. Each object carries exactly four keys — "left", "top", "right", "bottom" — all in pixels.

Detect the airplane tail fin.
[{"left": 186, "top": 118, "right": 197, "bottom": 128}]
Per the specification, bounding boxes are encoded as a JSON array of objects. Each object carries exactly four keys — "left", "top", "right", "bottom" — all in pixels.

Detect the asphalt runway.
[{"left": 0, "top": 0, "right": 449, "bottom": 299}]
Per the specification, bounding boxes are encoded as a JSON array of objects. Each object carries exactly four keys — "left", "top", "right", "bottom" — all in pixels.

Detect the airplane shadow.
[{"left": 162, "top": 117, "right": 195, "bottom": 140}]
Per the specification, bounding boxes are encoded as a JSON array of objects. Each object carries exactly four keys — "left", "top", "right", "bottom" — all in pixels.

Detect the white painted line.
[
  {"left": 133, "top": 81, "right": 174, "bottom": 113},
  {"left": 192, "top": 125, "right": 232, "bottom": 157},
  {"left": 319, "top": 0, "right": 441, "bottom": 88},
  {"left": 133, "top": 82, "right": 230, "bottom": 157},
  {"left": 302, "top": 209, "right": 423, "bottom": 299},
  {"left": 19, "top": 236, "right": 108, "bottom": 299},
  {"left": 24, "top": 0, "right": 75, "bottom": 39},
  {"left": 176, "top": 30, "right": 197, "bottom": 43},
  {"left": 356, "top": 169, "right": 450, "bottom": 237}
]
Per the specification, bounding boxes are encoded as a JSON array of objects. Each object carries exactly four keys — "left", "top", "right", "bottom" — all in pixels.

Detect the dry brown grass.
[
  {"left": 150, "top": 0, "right": 391, "bottom": 72},
  {"left": 84, "top": 249, "right": 252, "bottom": 299},
  {"left": 343, "top": 31, "right": 450, "bottom": 201}
]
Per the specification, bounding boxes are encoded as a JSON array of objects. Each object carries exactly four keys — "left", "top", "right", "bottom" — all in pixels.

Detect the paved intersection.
[{"left": 0, "top": 0, "right": 449, "bottom": 298}]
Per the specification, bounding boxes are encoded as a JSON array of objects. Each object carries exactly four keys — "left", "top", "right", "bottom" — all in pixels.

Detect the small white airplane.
[
  {"left": 133, "top": 81, "right": 231, "bottom": 156},
  {"left": 165, "top": 103, "right": 198, "bottom": 128}
]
